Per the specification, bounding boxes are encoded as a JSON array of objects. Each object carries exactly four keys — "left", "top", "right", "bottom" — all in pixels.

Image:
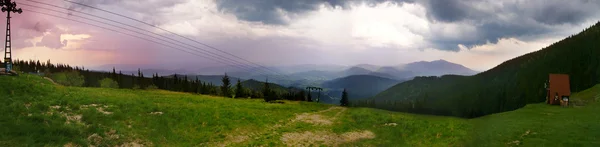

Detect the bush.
[
  {"left": 51, "top": 71, "right": 84, "bottom": 87},
  {"left": 99, "top": 78, "right": 119, "bottom": 88},
  {"left": 146, "top": 84, "right": 158, "bottom": 90}
]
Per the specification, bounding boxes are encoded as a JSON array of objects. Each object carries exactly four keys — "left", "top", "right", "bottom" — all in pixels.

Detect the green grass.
[{"left": 1, "top": 74, "right": 599, "bottom": 146}]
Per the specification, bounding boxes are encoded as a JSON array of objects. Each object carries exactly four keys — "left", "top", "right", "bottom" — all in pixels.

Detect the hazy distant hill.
[
  {"left": 399, "top": 59, "right": 479, "bottom": 76},
  {"left": 365, "top": 22, "right": 600, "bottom": 118},
  {"left": 322, "top": 75, "right": 402, "bottom": 99}
]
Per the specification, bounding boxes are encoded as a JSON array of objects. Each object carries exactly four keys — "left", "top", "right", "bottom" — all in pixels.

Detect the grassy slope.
[
  {"left": 1, "top": 74, "right": 599, "bottom": 146},
  {"left": 470, "top": 84, "right": 600, "bottom": 147}
]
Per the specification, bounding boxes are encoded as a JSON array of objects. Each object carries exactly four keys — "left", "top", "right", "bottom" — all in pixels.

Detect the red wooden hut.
[{"left": 547, "top": 74, "right": 571, "bottom": 105}]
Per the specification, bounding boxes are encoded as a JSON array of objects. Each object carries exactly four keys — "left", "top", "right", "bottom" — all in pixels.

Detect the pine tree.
[
  {"left": 340, "top": 88, "right": 349, "bottom": 106},
  {"left": 298, "top": 90, "right": 306, "bottom": 101},
  {"left": 263, "top": 78, "right": 272, "bottom": 102},
  {"left": 112, "top": 67, "right": 117, "bottom": 80},
  {"left": 221, "top": 73, "right": 231, "bottom": 98},
  {"left": 235, "top": 79, "right": 245, "bottom": 98}
]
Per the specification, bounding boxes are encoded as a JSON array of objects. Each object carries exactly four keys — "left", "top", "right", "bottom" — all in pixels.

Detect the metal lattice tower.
[{"left": 0, "top": 0, "right": 22, "bottom": 73}]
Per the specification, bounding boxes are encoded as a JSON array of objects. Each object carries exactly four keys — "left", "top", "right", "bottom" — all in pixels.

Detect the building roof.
[{"left": 549, "top": 74, "right": 571, "bottom": 97}]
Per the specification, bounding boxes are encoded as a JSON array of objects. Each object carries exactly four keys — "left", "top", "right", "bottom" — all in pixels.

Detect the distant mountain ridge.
[
  {"left": 97, "top": 60, "right": 478, "bottom": 88},
  {"left": 321, "top": 75, "right": 403, "bottom": 100},
  {"left": 399, "top": 59, "right": 479, "bottom": 76}
]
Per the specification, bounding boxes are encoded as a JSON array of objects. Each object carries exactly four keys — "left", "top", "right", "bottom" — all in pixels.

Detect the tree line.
[{"left": 10, "top": 59, "right": 352, "bottom": 106}]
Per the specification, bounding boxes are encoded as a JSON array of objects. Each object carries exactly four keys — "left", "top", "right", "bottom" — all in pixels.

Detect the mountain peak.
[{"left": 432, "top": 59, "right": 449, "bottom": 63}]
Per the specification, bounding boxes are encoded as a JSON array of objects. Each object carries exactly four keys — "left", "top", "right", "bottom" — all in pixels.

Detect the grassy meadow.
[{"left": 1, "top": 74, "right": 599, "bottom": 146}]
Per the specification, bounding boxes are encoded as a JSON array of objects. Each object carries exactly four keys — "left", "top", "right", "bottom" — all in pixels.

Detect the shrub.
[
  {"left": 99, "top": 78, "right": 119, "bottom": 89},
  {"left": 146, "top": 84, "right": 158, "bottom": 90},
  {"left": 51, "top": 71, "right": 84, "bottom": 87}
]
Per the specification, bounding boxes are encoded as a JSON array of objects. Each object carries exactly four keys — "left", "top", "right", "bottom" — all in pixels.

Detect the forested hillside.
[
  {"left": 241, "top": 79, "right": 290, "bottom": 94},
  {"left": 356, "top": 22, "right": 600, "bottom": 118}
]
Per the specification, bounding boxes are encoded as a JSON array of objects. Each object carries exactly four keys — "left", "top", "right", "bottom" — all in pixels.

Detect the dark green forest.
[{"left": 354, "top": 22, "right": 600, "bottom": 118}]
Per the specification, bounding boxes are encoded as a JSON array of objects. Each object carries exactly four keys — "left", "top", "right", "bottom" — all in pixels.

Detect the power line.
[
  {"left": 18, "top": 2, "right": 275, "bottom": 77},
  {"left": 24, "top": 0, "right": 290, "bottom": 82},
  {"left": 23, "top": 9, "right": 244, "bottom": 71},
  {"left": 59, "top": 0, "right": 289, "bottom": 78},
  {"left": 24, "top": 1, "right": 331, "bottom": 99}
]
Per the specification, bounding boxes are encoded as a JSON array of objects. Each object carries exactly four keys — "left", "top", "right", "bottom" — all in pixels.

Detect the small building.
[{"left": 546, "top": 74, "right": 571, "bottom": 106}]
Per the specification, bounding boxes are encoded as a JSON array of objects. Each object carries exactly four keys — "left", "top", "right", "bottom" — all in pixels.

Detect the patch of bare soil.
[
  {"left": 384, "top": 123, "right": 397, "bottom": 127},
  {"left": 47, "top": 105, "right": 83, "bottom": 124},
  {"left": 293, "top": 113, "right": 332, "bottom": 125},
  {"left": 210, "top": 106, "right": 354, "bottom": 146},
  {"left": 87, "top": 133, "right": 103, "bottom": 146},
  {"left": 149, "top": 112, "right": 163, "bottom": 115},
  {"left": 81, "top": 104, "right": 113, "bottom": 115},
  {"left": 118, "top": 141, "right": 144, "bottom": 147},
  {"left": 281, "top": 130, "right": 375, "bottom": 146},
  {"left": 63, "top": 142, "right": 79, "bottom": 147},
  {"left": 507, "top": 130, "right": 535, "bottom": 146},
  {"left": 117, "top": 139, "right": 152, "bottom": 147},
  {"left": 292, "top": 107, "right": 347, "bottom": 126}
]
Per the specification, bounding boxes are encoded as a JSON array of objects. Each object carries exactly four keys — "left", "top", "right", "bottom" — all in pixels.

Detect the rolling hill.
[
  {"left": 240, "top": 79, "right": 291, "bottom": 94},
  {"left": 399, "top": 59, "right": 479, "bottom": 76},
  {"left": 364, "top": 22, "right": 600, "bottom": 118},
  {"left": 321, "top": 75, "right": 403, "bottom": 99},
  {"left": 2, "top": 74, "right": 600, "bottom": 146}
]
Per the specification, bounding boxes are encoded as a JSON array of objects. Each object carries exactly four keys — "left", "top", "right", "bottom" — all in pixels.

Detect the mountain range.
[{"left": 321, "top": 75, "right": 403, "bottom": 100}]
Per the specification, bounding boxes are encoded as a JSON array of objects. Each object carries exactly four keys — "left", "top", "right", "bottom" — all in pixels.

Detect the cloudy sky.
[{"left": 6, "top": 0, "right": 600, "bottom": 71}]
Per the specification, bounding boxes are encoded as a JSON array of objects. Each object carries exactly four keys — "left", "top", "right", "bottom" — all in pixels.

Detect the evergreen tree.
[
  {"left": 235, "top": 79, "right": 245, "bottom": 98},
  {"left": 112, "top": 67, "right": 116, "bottom": 80},
  {"left": 340, "top": 88, "right": 349, "bottom": 106},
  {"left": 298, "top": 90, "right": 306, "bottom": 101},
  {"left": 221, "top": 73, "right": 231, "bottom": 98},
  {"left": 118, "top": 71, "right": 123, "bottom": 88},
  {"left": 263, "top": 78, "right": 272, "bottom": 102}
]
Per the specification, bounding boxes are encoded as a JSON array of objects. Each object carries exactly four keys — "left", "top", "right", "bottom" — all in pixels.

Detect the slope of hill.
[
  {"left": 241, "top": 79, "right": 290, "bottom": 94},
  {"left": 366, "top": 22, "right": 600, "bottom": 118},
  {"left": 400, "top": 60, "right": 479, "bottom": 76},
  {"left": 2, "top": 74, "right": 600, "bottom": 146},
  {"left": 322, "top": 75, "right": 402, "bottom": 99},
  {"left": 373, "top": 66, "right": 415, "bottom": 79}
]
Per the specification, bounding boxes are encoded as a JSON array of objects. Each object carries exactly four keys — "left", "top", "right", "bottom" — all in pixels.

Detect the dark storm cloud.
[
  {"left": 523, "top": 0, "right": 600, "bottom": 25},
  {"left": 215, "top": 0, "right": 341, "bottom": 24},
  {"left": 418, "top": 0, "right": 600, "bottom": 50},
  {"left": 67, "top": 0, "right": 187, "bottom": 15},
  {"left": 215, "top": 0, "right": 413, "bottom": 25},
  {"left": 421, "top": 0, "right": 470, "bottom": 22},
  {"left": 215, "top": 0, "right": 600, "bottom": 51},
  {"left": 420, "top": 0, "right": 600, "bottom": 25}
]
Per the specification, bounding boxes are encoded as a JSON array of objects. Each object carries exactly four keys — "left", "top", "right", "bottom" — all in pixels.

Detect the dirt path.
[
  {"left": 210, "top": 106, "right": 374, "bottom": 146},
  {"left": 43, "top": 77, "right": 58, "bottom": 85}
]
